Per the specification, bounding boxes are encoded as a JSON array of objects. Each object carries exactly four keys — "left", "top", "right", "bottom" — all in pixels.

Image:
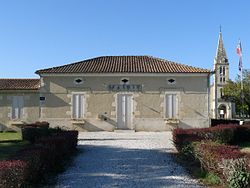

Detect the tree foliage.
[{"left": 223, "top": 70, "right": 250, "bottom": 116}]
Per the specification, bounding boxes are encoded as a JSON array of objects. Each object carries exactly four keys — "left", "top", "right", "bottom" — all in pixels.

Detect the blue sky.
[{"left": 0, "top": 0, "right": 249, "bottom": 79}]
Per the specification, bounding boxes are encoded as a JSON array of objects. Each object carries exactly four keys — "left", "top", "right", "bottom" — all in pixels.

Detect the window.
[
  {"left": 167, "top": 78, "right": 176, "bottom": 85},
  {"left": 12, "top": 96, "right": 24, "bottom": 120},
  {"left": 222, "top": 67, "right": 225, "bottom": 76},
  {"left": 72, "top": 94, "right": 85, "bottom": 119},
  {"left": 121, "top": 78, "right": 129, "bottom": 85},
  {"left": 220, "top": 88, "right": 224, "bottom": 98},
  {"left": 219, "top": 67, "right": 222, "bottom": 74},
  {"left": 74, "top": 78, "right": 84, "bottom": 85},
  {"left": 165, "top": 94, "right": 177, "bottom": 118}
]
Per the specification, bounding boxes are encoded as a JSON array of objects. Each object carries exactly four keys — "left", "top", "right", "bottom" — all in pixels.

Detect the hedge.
[
  {"left": 173, "top": 124, "right": 250, "bottom": 153},
  {"left": 0, "top": 160, "right": 28, "bottom": 188},
  {"left": 0, "top": 130, "right": 78, "bottom": 188},
  {"left": 173, "top": 124, "right": 250, "bottom": 187},
  {"left": 193, "top": 142, "right": 250, "bottom": 187},
  {"left": 211, "top": 119, "right": 240, "bottom": 127}
]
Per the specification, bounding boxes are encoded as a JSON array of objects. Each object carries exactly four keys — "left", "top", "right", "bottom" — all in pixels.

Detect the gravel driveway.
[{"left": 55, "top": 132, "right": 204, "bottom": 188}]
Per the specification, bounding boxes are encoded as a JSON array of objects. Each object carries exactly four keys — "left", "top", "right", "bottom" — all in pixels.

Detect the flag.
[
  {"left": 238, "top": 58, "right": 242, "bottom": 71},
  {"left": 236, "top": 40, "right": 243, "bottom": 71}
]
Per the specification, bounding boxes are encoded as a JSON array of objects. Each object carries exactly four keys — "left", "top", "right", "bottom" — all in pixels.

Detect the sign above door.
[{"left": 107, "top": 84, "right": 142, "bottom": 92}]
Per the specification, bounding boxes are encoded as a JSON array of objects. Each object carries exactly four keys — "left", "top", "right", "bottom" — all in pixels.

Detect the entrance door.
[{"left": 117, "top": 94, "right": 132, "bottom": 129}]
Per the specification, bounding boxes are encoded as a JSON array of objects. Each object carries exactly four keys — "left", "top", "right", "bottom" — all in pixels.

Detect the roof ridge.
[
  {"left": 36, "top": 55, "right": 211, "bottom": 74},
  {"left": 146, "top": 56, "right": 209, "bottom": 71}
]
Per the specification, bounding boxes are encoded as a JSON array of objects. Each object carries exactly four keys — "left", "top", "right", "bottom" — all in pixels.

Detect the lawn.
[
  {"left": 0, "top": 132, "right": 27, "bottom": 160},
  {"left": 0, "top": 132, "right": 22, "bottom": 141},
  {"left": 0, "top": 141, "right": 28, "bottom": 160},
  {"left": 240, "top": 141, "right": 250, "bottom": 153}
]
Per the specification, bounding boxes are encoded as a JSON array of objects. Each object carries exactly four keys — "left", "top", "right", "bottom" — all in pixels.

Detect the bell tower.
[
  {"left": 214, "top": 29, "right": 229, "bottom": 100},
  {"left": 212, "top": 28, "right": 230, "bottom": 119}
]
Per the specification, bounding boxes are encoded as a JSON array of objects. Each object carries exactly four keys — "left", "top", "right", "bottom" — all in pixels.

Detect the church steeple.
[
  {"left": 214, "top": 29, "right": 229, "bottom": 87},
  {"left": 211, "top": 28, "right": 234, "bottom": 120},
  {"left": 215, "top": 29, "right": 228, "bottom": 65}
]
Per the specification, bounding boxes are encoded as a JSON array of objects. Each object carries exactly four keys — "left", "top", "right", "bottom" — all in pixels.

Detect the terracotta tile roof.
[
  {"left": 36, "top": 56, "right": 210, "bottom": 74},
  {"left": 0, "top": 79, "right": 40, "bottom": 90}
]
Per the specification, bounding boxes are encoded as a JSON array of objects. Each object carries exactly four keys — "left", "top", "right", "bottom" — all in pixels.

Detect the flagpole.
[
  {"left": 241, "top": 67, "right": 244, "bottom": 119},
  {"left": 237, "top": 39, "right": 244, "bottom": 119}
]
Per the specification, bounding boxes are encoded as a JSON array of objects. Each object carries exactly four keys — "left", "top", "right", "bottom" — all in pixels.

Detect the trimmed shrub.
[
  {"left": 173, "top": 124, "right": 238, "bottom": 152},
  {"left": 21, "top": 127, "right": 51, "bottom": 144},
  {"left": 11, "top": 145, "right": 50, "bottom": 182},
  {"left": 0, "top": 129, "right": 79, "bottom": 187},
  {"left": 193, "top": 142, "right": 246, "bottom": 175},
  {"left": 193, "top": 141, "right": 250, "bottom": 186},
  {"left": 0, "top": 160, "right": 28, "bottom": 188},
  {"left": 26, "top": 121, "right": 50, "bottom": 129},
  {"left": 21, "top": 121, "right": 50, "bottom": 143},
  {"left": 211, "top": 119, "right": 239, "bottom": 127},
  {"left": 173, "top": 128, "right": 202, "bottom": 153},
  {"left": 234, "top": 125, "right": 250, "bottom": 143},
  {"left": 173, "top": 124, "right": 250, "bottom": 187}
]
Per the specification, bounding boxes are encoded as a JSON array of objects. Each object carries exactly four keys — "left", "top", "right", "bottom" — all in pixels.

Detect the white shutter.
[
  {"left": 18, "top": 96, "right": 24, "bottom": 118},
  {"left": 126, "top": 95, "right": 132, "bottom": 127},
  {"left": 72, "top": 94, "right": 85, "bottom": 119},
  {"left": 166, "top": 94, "right": 177, "bottom": 118},
  {"left": 166, "top": 94, "right": 172, "bottom": 118},
  {"left": 12, "top": 96, "right": 24, "bottom": 119},
  {"left": 79, "top": 95, "right": 85, "bottom": 118},
  {"left": 72, "top": 94, "right": 77, "bottom": 119},
  {"left": 12, "top": 96, "right": 18, "bottom": 119},
  {"left": 172, "top": 94, "right": 177, "bottom": 118}
]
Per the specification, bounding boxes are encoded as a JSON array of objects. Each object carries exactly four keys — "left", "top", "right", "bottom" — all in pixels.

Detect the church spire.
[{"left": 215, "top": 28, "right": 228, "bottom": 64}]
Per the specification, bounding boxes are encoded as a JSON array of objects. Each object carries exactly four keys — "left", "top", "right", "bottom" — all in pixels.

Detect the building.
[
  {"left": 210, "top": 31, "right": 235, "bottom": 119},
  {"left": 0, "top": 79, "right": 40, "bottom": 131},
  {"left": 0, "top": 56, "right": 211, "bottom": 131}
]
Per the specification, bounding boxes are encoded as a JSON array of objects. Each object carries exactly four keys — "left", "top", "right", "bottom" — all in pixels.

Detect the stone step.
[{"left": 114, "top": 129, "right": 135, "bottom": 133}]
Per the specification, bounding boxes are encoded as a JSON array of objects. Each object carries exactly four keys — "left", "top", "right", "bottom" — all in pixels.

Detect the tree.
[{"left": 223, "top": 70, "right": 250, "bottom": 116}]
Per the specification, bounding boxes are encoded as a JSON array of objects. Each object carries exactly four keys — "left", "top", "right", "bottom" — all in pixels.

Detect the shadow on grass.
[{"left": 0, "top": 141, "right": 28, "bottom": 160}]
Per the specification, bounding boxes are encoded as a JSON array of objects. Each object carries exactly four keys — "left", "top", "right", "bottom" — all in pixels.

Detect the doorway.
[{"left": 117, "top": 94, "right": 133, "bottom": 130}]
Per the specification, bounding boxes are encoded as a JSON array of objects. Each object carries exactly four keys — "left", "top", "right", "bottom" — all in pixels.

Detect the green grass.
[
  {"left": 0, "top": 132, "right": 26, "bottom": 160},
  {"left": 239, "top": 142, "right": 250, "bottom": 153},
  {"left": 193, "top": 168, "right": 221, "bottom": 186},
  {"left": 0, "top": 132, "right": 22, "bottom": 141},
  {"left": 0, "top": 141, "right": 28, "bottom": 160}
]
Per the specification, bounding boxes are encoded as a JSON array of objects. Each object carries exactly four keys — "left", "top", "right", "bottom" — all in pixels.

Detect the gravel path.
[{"left": 55, "top": 132, "right": 205, "bottom": 188}]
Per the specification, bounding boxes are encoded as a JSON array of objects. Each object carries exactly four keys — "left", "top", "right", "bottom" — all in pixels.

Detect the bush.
[
  {"left": 0, "top": 160, "right": 28, "bottom": 188},
  {"left": 173, "top": 124, "right": 250, "bottom": 187},
  {"left": 173, "top": 124, "right": 238, "bottom": 152},
  {"left": 192, "top": 141, "right": 250, "bottom": 185},
  {"left": 173, "top": 124, "right": 250, "bottom": 152},
  {"left": 205, "top": 172, "right": 221, "bottom": 185},
  {"left": 26, "top": 121, "right": 50, "bottom": 129},
  {"left": 211, "top": 119, "right": 239, "bottom": 127},
  {"left": 222, "top": 158, "right": 250, "bottom": 188},
  {"left": 21, "top": 123, "right": 67, "bottom": 144},
  {"left": 0, "top": 129, "right": 79, "bottom": 187},
  {"left": 172, "top": 128, "right": 202, "bottom": 153},
  {"left": 21, "top": 127, "right": 51, "bottom": 144},
  {"left": 11, "top": 145, "right": 50, "bottom": 183},
  {"left": 234, "top": 125, "right": 250, "bottom": 143}
]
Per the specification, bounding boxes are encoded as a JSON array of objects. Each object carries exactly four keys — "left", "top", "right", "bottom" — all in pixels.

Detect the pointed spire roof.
[{"left": 215, "top": 29, "right": 228, "bottom": 64}]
